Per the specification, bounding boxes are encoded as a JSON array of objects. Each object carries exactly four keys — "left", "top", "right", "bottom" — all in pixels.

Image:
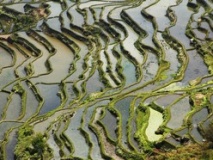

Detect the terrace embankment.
[{"left": 0, "top": 0, "right": 212, "bottom": 159}]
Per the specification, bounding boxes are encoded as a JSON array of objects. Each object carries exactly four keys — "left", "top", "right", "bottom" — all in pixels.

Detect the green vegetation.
[
  {"left": 0, "top": 5, "right": 48, "bottom": 33},
  {"left": 149, "top": 120, "right": 213, "bottom": 160},
  {"left": 0, "top": 0, "right": 212, "bottom": 159},
  {"left": 149, "top": 142, "right": 213, "bottom": 160},
  {"left": 14, "top": 125, "right": 52, "bottom": 160}
]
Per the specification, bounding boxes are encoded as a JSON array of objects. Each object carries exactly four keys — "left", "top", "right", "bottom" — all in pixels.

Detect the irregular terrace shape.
[{"left": 0, "top": 0, "right": 212, "bottom": 159}]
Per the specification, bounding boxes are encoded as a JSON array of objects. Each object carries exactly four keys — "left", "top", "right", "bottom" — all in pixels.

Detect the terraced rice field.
[{"left": 0, "top": 0, "right": 212, "bottom": 159}]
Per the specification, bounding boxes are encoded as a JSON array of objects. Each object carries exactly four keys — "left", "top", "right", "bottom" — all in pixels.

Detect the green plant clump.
[{"left": 14, "top": 125, "right": 53, "bottom": 160}]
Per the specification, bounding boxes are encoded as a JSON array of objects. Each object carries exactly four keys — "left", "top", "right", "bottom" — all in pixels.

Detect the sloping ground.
[{"left": 0, "top": 0, "right": 212, "bottom": 159}]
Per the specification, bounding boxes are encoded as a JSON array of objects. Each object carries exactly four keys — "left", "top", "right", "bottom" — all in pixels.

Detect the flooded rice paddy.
[{"left": 0, "top": 0, "right": 212, "bottom": 159}]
